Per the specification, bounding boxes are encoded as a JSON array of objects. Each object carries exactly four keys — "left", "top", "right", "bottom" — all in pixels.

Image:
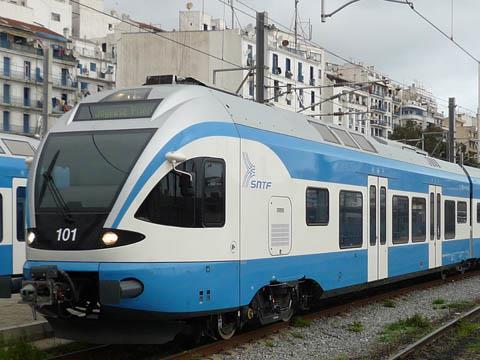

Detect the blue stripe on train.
[
  {"left": 0, "top": 156, "right": 28, "bottom": 187},
  {"left": 474, "top": 238, "right": 480, "bottom": 258},
  {"left": 442, "top": 238, "right": 470, "bottom": 265},
  {"left": 25, "top": 249, "right": 367, "bottom": 313},
  {"left": 0, "top": 245, "right": 13, "bottom": 276},
  {"left": 112, "top": 122, "right": 470, "bottom": 228},
  {"left": 388, "top": 243, "right": 429, "bottom": 277}
]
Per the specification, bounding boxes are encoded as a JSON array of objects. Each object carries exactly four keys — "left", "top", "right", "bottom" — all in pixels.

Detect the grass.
[
  {"left": 0, "top": 339, "right": 45, "bottom": 360},
  {"left": 346, "top": 321, "right": 364, "bottom": 333},
  {"left": 432, "top": 298, "right": 446, "bottom": 305},
  {"left": 447, "top": 301, "right": 475, "bottom": 312},
  {"left": 334, "top": 355, "right": 348, "bottom": 360},
  {"left": 264, "top": 339, "right": 275, "bottom": 348},
  {"left": 383, "top": 299, "right": 396, "bottom": 308},
  {"left": 290, "top": 331, "right": 304, "bottom": 339},
  {"left": 456, "top": 320, "right": 480, "bottom": 337},
  {"left": 291, "top": 316, "right": 312, "bottom": 328},
  {"left": 379, "top": 314, "right": 431, "bottom": 343}
]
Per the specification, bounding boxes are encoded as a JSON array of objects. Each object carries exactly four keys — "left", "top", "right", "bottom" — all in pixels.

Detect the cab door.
[
  {"left": 428, "top": 185, "right": 443, "bottom": 268},
  {"left": 12, "top": 178, "right": 26, "bottom": 275},
  {"left": 0, "top": 187, "right": 11, "bottom": 276},
  {"left": 368, "top": 176, "right": 388, "bottom": 281}
]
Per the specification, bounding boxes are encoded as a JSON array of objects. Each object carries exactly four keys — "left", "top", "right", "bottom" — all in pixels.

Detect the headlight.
[
  {"left": 102, "top": 232, "right": 118, "bottom": 246},
  {"left": 27, "top": 231, "right": 36, "bottom": 245}
]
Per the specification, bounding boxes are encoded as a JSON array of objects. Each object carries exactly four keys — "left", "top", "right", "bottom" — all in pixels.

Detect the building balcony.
[
  {"left": 0, "top": 96, "right": 43, "bottom": 111},
  {"left": 0, "top": 39, "right": 43, "bottom": 56},
  {"left": 52, "top": 77, "right": 78, "bottom": 90},
  {"left": 1, "top": 123, "right": 38, "bottom": 136},
  {"left": 0, "top": 68, "right": 44, "bottom": 85}
]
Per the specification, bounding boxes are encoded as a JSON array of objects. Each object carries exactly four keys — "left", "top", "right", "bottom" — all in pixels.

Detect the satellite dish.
[{"left": 186, "top": 2, "right": 193, "bottom": 10}]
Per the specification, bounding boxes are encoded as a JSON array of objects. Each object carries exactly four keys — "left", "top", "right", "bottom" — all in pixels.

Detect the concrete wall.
[{"left": 116, "top": 30, "right": 243, "bottom": 91}]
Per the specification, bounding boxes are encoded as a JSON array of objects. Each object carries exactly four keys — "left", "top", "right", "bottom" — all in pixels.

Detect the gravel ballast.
[{"left": 220, "top": 275, "right": 480, "bottom": 360}]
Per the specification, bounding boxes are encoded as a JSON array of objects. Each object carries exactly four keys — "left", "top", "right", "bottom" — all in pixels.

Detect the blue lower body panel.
[
  {"left": 25, "top": 250, "right": 367, "bottom": 314},
  {"left": 442, "top": 239, "right": 470, "bottom": 265},
  {"left": 388, "top": 243, "right": 429, "bottom": 277},
  {"left": 0, "top": 245, "right": 13, "bottom": 276},
  {"left": 473, "top": 238, "right": 480, "bottom": 258}
]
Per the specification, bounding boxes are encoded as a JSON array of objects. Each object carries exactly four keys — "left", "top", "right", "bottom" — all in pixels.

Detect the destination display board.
[{"left": 73, "top": 99, "right": 162, "bottom": 121}]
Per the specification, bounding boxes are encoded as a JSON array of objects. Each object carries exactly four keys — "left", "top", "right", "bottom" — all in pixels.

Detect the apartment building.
[
  {"left": 116, "top": 10, "right": 325, "bottom": 117},
  {"left": 398, "top": 83, "right": 444, "bottom": 129},
  {"left": 0, "top": 17, "right": 77, "bottom": 135}
]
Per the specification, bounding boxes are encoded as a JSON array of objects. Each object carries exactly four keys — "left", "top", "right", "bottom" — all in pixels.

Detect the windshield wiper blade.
[{"left": 38, "top": 150, "right": 73, "bottom": 223}]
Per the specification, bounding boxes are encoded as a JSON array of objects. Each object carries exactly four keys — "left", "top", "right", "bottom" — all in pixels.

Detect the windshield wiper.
[{"left": 38, "top": 150, "right": 73, "bottom": 223}]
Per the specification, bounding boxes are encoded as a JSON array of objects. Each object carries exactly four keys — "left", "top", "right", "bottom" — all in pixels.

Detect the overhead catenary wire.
[{"left": 228, "top": 0, "right": 478, "bottom": 115}]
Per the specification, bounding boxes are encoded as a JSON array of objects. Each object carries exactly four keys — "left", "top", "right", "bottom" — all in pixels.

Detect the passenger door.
[
  {"left": 428, "top": 185, "right": 443, "bottom": 268},
  {"left": 367, "top": 176, "right": 388, "bottom": 281},
  {"left": 12, "top": 178, "right": 26, "bottom": 275},
  {"left": 0, "top": 187, "right": 11, "bottom": 276}
]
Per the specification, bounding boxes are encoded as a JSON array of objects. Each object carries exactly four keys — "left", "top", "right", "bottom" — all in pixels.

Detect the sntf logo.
[{"left": 242, "top": 152, "right": 272, "bottom": 190}]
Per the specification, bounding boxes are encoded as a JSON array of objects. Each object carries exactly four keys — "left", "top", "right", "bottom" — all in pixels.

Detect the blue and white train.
[
  {"left": 2, "top": 80, "right": 480, "bottom": 343},
  {"left": 0, "top": 133, "right": 37, "bottom": 279}
]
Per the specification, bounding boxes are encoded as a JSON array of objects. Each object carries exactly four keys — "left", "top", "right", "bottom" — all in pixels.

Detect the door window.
[
  {"left": 369, "top": 185, "right": 376, "bottom": 246},
  {"left": 17, "top": 187, "right": 26, "bottom": 242},
  {"left": 380, "top": 187, "right": 386, "bottom": 245}
]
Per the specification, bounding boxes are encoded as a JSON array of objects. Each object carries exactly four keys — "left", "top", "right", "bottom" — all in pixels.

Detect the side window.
[
  {"left": 369, "top": 185, "right": 376, "bottom": 246},
  {"left": 477, "top": 202, "right": 480, "bottom": 223},
  {"left": 380, "top": 187, "right": 386, "bottom": 245},
  {"left": 430, "top": 193, "right": 434, "bottom": 240},
  {"left": 0, "top": 194, "right": 3, "bottom": 243},
  {"left": 135, "top": 157, "right": 225, "bottom": 228},
  {"left": 17, "top": 187, "right": 26, "bottom": 242},
  {"left": 202, "top": 160, "right": 225, "bottom": 227},
  {"left": 412, "top": 197, "right": 426, "bottom": 242},
  {"left": 306, "top": 187, "right": 329, "bottom": 226},
  {"left": 339, "top": 191, "right": 363, "bottom": 249},
  {"left": 392, "top": 196, "right": 409, "bottom": 244},
  {"left": 457, "top": 201, "right": 467, "bottom": 224},
  {"left": 444, "top": 200, "right": 456, "bottom": 239},
  {"left": 437, "top": 194, "right": 441, "bottom": 240}
]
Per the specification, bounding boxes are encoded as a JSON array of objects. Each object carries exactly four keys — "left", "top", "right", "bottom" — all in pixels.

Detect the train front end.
[{"left": 2, "top": 85, "right": 239, "bottom": 344}]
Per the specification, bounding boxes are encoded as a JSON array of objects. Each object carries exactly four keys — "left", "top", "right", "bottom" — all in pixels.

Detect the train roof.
[
  {"left": 0, "top": 132, "right": 39, "bottom": 158},
  {"left": 55, "top": 84, "right": 465, "bottom": 179}
]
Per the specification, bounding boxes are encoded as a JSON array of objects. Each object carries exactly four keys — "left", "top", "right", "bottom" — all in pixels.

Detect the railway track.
[
  {"left": 388, "top": 304, "right": 480, "bottom": 360},
  {"left": 47, "top": 268, "right": 480, "bottom": 360}
]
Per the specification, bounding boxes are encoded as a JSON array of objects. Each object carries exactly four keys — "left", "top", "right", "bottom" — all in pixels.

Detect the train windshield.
[{"left": 35, "top": 129, "right": 154, "bottom": 213}]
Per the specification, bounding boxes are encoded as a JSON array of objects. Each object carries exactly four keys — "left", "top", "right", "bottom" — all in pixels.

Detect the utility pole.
[
  {"left": 294, "top": 0, "right": 299, "bottom": 50},
  {"left": 256, "top": 11, "right": 266, "bottom": 103},
  {"left": 230, "top": 0, "right": 234, "bottom": 29},
  {"left": 448, "top": 97, "right": 456, "bottom": 163},
  {"left": 42, "top": 46, "right": 52, "bottom": 136}
]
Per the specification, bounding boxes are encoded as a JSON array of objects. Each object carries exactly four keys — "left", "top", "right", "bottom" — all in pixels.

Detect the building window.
[
  {"left": 392, "top": 196, "right": 409, "bottom": 244},
  {"left": 17, "top": 187, "right": 26, "bottom": 241},
  {"left": 135, "top": 157, "right": 226, "bottom": 228},
  {"left": 310, "top": 91, "right": 315, "bottom": 111},
  {"left": 412, "top": 197, "right": 426, "bottom": 242},
  {"left": 457, "top": 201, "right": 467, "bottom": 224},
  {"left": 309, "top": 66, "right": 315, "bottom": 85},
  {"left": 90, "top": 62, "right": 97, "bottom": 72},
  {"left": 81, "top": 82, "right": 88, "bottom": 90},
  {"left": 35, "top": 67, "right": 42, "bottom": 82},
  {"left": 247, "top": 44, "right": 253, "bottom": 66},
  {"left": 299, "top": 89, "right": 304, "bottom": 109},
  {"left": 23, "top": 87, "right": 30, "bottom": 107},
  {"left": 274, "top": 80, "right": 279, "bottom": 102},
  {"left": 339, "top": 190, "right": 363, "bottom": 249},
  {"left": 306, "top": 188, "right": 329, "bottom": 226},
  {"left": 272, "top": 53, "right": 279, "bottom": 75},
  {"left": 61, "top": 68, "right": 69, "bottom": 86},
  {"left": 24, "top": 61, "right": 31, "bottom": 80},
  {"left": 3, "top": 84, "right": 10, "bottom": 104},
  {"left": 286, "top": 83, "right": 292, "bottom": 105},
  {"left": 285, "top": 58, "right": 291, "bottom": 78},
  {"left": 298, "top": 62, "right": 303, "bottom": 82},
  {"left": 51, "top": 12, "right": 61, "bottom": 22},
  {"left": 3, "top": 57, "right": 10, "bottom": 76},
  {"left": 23, "top": 114, "right": 30, "bottom": 133},
  {"left": 2, "top": 111, "right": 9, "bottom": 131},
  {"left": 444, "top": 200, "right": 455, "bottom": 239},
  {"left": 248, "top": 79, "right": 254, "bottom": 97}
]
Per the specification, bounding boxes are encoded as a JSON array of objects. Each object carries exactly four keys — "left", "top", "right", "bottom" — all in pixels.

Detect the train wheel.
[
  {"left": 215, "top": 313, "right": 237, "bottom": 340},
  {"left": 280, "top": 296, "right": 295, "bottom": 322}
]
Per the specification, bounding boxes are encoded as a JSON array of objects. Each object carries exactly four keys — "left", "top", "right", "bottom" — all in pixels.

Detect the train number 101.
[{"left": 56, "top": 228, "right": 78, "bottom": 242}]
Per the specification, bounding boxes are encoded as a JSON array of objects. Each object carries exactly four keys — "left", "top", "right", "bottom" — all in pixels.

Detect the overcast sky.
[{"left": 104, "top": 0, "right": 480, "bottom": 115}]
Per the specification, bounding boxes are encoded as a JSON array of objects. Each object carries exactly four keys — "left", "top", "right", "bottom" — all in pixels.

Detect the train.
[
  {"left": 0, "top": 133, "right": 38, "bottom": 281},
  {"left": 1, "top": 78, "right": 480, "bottom": 344}
]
